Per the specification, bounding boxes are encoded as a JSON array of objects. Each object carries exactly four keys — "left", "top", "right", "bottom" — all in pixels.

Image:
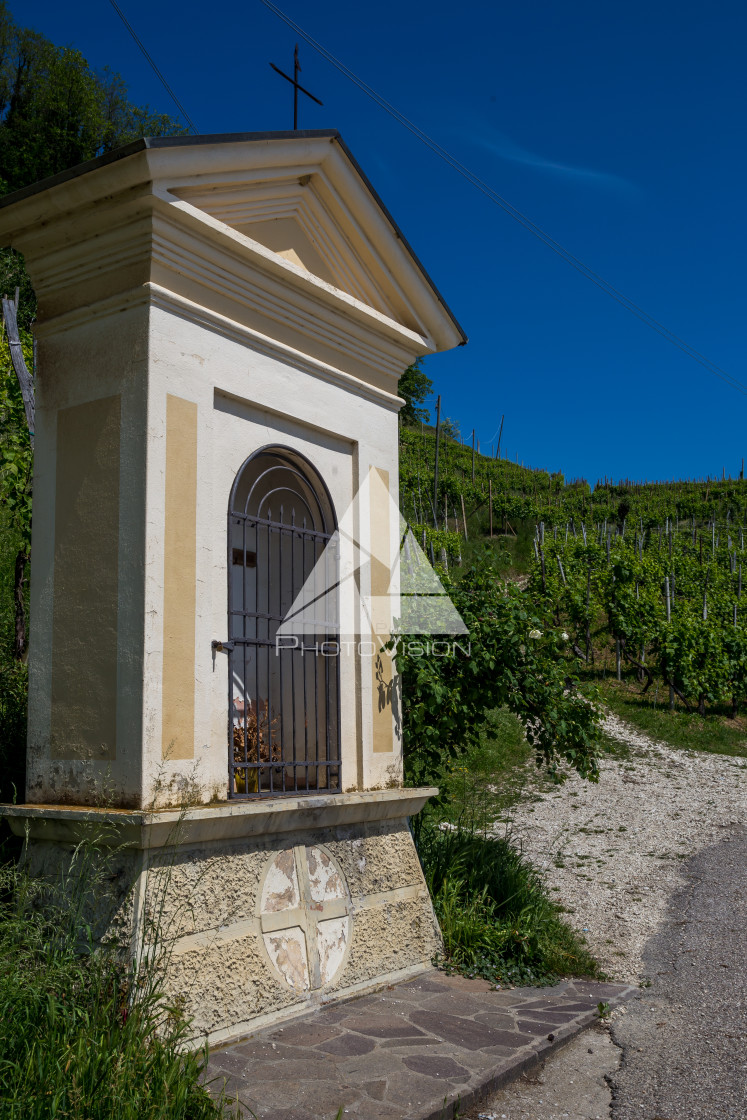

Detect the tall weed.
[
  {"left": 0, "top": 509, "right": 26, "bottom": 806},
  {"left": 416, "top": 821, "right": 600, "bottom": 986},
  {"left": 0, "top": 828, "right": 238, "bottom": 1119}
]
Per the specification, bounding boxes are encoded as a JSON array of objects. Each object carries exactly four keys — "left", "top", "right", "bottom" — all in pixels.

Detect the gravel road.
[
  {"left": 475, "top": 713, "right": 747, "bottom": 1119},
  {"left": 504, "top": 712, "right": 747, "bottom": 983}
]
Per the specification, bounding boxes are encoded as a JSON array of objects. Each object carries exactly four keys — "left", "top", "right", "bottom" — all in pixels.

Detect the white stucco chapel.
[{"left": 0, "top": 130, "right": 466, "bottom": 1041}]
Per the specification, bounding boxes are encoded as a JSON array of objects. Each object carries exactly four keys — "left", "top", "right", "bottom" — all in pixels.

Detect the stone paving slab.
[{"left": 205, "top": 972, "right": 635, "bottom": 1120}]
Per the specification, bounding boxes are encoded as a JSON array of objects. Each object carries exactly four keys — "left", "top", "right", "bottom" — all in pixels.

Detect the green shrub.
[
  {"left": 0, "top": 846, "right": 238, "bottom": 1119},
  {"left": 391, "top": 548, "right": 603, "bottom": 791},
  {"left": 415, "top": 821, "right": 600, "bottom": 986}
]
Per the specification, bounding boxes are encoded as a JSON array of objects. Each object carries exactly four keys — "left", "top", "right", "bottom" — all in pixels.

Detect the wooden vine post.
[
  {"left": 665, "top": 575, "right": 674, "bottom": 710},
  {"left": 432, "top": 393, "right": 441, "bottom": 529},
  {"left": 495, "top": 414, "right": 504, "bottom": 459},
  {"left": 2, "top": 292, "right": 35, "bottom": 660}
]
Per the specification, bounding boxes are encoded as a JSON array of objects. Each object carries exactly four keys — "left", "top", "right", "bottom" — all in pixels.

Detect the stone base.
[{"left": 2, "top": 790, "right": 441, "bottom": 1045}]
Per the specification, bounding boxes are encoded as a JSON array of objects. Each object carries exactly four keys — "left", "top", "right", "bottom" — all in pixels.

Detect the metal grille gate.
[{"left": 226, "top": 448, "right": 341, "bottom": 798}]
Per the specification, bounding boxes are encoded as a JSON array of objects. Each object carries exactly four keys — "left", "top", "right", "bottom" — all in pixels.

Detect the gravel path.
[
  {"left": 503, "top": 712, "right": 747, "bottom": 983},
  {"left": 472, "top": 717, "right": 747, "bottom": 1120},
  {"left": 467, "top": 831, "right": 747, "bottom": 1120}
]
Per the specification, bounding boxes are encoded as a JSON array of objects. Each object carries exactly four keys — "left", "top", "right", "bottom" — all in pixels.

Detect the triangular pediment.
[
  {"left": 0, "top": 132, "right": 465, "bottom": 356},
  {"left": 158, "top": 134, "right": 465, "bottom": 351},
  {"left": 172, "top": 169, "right": 417, "bottom": 328}
]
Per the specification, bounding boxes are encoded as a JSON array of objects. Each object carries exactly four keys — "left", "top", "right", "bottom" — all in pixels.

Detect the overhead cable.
[
  {"left": 258, "top": 0, "right": 747, "bottom": 398},
  {"left": 108, "top": 0, "right": 199, "bottom": 134}
]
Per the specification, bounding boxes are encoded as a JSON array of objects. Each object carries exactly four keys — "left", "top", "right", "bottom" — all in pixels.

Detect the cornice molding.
[
  {"left": 149, "top": 213, "right": 419, "bottom": 379},
  {"left": 34, "top": 282, "right": 406, "bottom": 413},
  {"left": 147, "top": 284, "right": 406, "bottom": 411},
  {"left": 150, "top": 194, "right": 430, "bottom": 353},
  {"left": 0, "top": 135, "right": 465, "bottom": 354},
  {"left": 0, "top": 787, "right": 439, "bottom": 848}
]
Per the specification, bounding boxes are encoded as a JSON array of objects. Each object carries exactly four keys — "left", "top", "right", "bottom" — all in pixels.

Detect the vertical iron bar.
[
  {"left": 291, "top": 507, "right": 297, "bottom": 791},
  {"left": 323, "top": 531, "right": 331, "bottom": 788},
  {"left": 324, "top": 535, "right": 330, "bottom": 788},
  {"left": 266, "top": 516, "right": 273, "bottom": 796},
  {"left": 243, "top": 515, "right": 249, "bottom": 792},
  {"left": 279, "top": 505, "right": 285, "bottom": 793},
  {"left": 302, "top": 519, "right": 309, "bottom": 791},
  {"left": 314, "top": 537, "right": 321, "bottom": 788},
  {"left": 254, "top": 519, "right": 260, "bottom": 789},
  {"left": 335, "top": 602, "right": 341, "bottom": 790}
]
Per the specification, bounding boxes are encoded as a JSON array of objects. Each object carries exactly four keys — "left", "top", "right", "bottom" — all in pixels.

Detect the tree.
[
  {"left": 389, "top": 548, "right": 602, "bottom": 792},
  {"left": 0, "top": 3, "right": 188, "bottom": 659},
  {"left": 0, "top": 2, "right": 186, "bottom": 196},
  {"left": 398, "top": 359, "right": 433, "bottom": 425}
]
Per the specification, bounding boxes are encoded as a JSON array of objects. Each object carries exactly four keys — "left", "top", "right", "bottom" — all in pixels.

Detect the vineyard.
[
  {"left": 531, "top": 523, "right": 747, "bottom": 718},
  {"left": 399, "top": 419, "right": 747, "bottom": 722},
  {"left": 400, "top": 422, "right": 747, "bottom": 544}
]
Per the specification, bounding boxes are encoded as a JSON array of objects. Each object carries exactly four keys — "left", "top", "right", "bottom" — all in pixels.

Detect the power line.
[
  {"left": 107, "top": 0, "right": 198, "bottom": 134},
  {"left": 258, "top": 0, "right": 747, "bottom": 399}
]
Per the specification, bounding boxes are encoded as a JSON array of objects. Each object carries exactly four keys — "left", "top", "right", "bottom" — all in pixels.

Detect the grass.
[
  {"left": 438, "top": 707, "right": 549, "bottom": 831},
  {"left": 414, "top": 820, "right": 601, "bottom": 986},
  {"left": 0, "top": 841, "right": 240, "bottom": 1119},
  {"left": 595, "top": 674, "right": 747, "bottom": 759},
  {"left": 415, "top": 708, "right": 601, "bottom": 987}
]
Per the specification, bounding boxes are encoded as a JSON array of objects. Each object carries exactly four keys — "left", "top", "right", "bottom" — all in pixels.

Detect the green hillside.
[{"left": 400, "top": 420, "right": 747, "bottom": 572}]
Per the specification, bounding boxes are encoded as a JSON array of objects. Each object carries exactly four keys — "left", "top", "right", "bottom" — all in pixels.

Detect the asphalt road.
[
  {"left": 472, "top": 828, "right": 747, "bottom": 1120},
  {"left": 610, "top": 829, "right": 747, "bottom": 1120}
]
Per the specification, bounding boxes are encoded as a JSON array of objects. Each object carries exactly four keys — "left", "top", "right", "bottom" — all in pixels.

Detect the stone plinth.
[{"left": 5, "top": 789, "right": 441, "bottom": 1044}]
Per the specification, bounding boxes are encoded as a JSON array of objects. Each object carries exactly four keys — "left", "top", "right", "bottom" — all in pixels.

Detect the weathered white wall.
[
  {"left": 142, "top": 301, "right": 401, "bottom": 805},
  {"left": 26, "top": 303, "right": 149, "bottom": 807}
]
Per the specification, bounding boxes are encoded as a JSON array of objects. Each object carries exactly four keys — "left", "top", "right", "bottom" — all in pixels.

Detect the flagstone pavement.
[{"left": 205, "top": 971, "right": 635, "bottom": 1120}]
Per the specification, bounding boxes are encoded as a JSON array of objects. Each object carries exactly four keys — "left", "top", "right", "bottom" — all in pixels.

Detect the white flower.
[
  {"left": 528, "top": 629, "right": 542, "bottom": 639},
  {"left": 561, "top": 631, "right": 569, "bottom": 641}
]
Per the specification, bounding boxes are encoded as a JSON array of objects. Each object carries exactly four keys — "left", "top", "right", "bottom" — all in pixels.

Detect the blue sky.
[{"left": 16, "top": 0, "right": 747, "bottom": 484}]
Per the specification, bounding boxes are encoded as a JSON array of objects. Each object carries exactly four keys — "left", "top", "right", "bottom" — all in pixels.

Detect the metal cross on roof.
[{"left": 270, "top": 43, "right": 323, "bottom": 131}]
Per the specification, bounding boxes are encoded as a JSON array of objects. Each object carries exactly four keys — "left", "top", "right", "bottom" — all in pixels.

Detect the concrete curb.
[{"left": 420, "top": 985, "right": 638, "bottom": 1120}]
